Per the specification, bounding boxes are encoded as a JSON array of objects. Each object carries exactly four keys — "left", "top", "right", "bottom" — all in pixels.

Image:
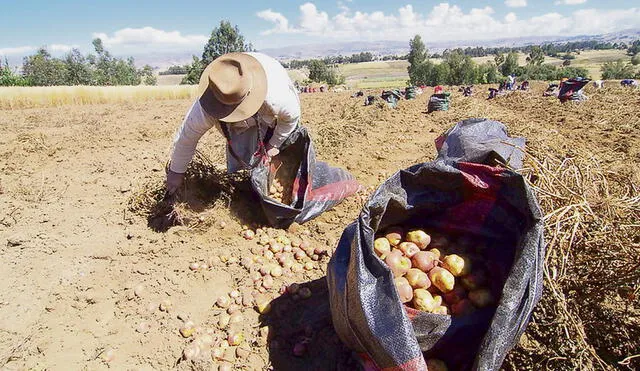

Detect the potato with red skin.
[
  {"left": 405, "top": 268, "right": 431, "bottom": 289},
  {"left": 426, "top": 358, "right": 448, "bottom": 371},
  {"left": 468, "top": 288, "right": 494, "bottom": 308},
  {"left": 412, "top": 289, "right": 438, "bottom": 312},
  {"left": 411, "top": 251, "right": 438, "bottom": 272},
  {"left": 398, "top": 242, "right": 420, "bottom": 258},
  {"left": 384, "top": 227, "right": 403, "bottom": 246},
  {"left": 405, "top": 230, "right": 431, "bottom": 249},
  {"left": 443, "top": 286, "right": 467, "bottom": 305},
  {"left": 374, "top": 238, "right": 391, "bottom": 259},
  {"left": 451, "top": 299, "right": 476, "bottom": 316},
  {"left": 428, "top": 267, "right": 455, "bottom": 293},
  {"left": 394, "top": 277, "right": 413, "bottom": 303},
  {"left": 442, "top": 254, "right": 470, "bottom": 277},
  {"left": 385, "top": 253, "right": 411, "bottom": 277}
]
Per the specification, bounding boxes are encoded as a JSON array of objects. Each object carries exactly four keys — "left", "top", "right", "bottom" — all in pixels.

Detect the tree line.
[
  {"left": 0, "top": 39, "right": 156, "bottom": 87},
  {"left": 407, "top": 35, "right": 640, "bottom": 86}
]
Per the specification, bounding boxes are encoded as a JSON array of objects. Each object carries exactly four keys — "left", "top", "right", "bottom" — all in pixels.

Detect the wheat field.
[{"left": 0, "top": 85, "right": 198, "bottom": 109}]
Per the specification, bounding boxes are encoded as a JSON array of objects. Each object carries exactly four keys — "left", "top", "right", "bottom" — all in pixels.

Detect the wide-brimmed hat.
[
  {"left": 434, "top": 85, "right": 444, "bottom": 94},
  {"left": 197, "top": 53, "right": 267, "bottom": 122}
]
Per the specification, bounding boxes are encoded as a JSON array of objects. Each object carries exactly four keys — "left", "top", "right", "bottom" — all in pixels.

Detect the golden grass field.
[{"left": 0, "top": 85, "right": 198, "bottom": 110}]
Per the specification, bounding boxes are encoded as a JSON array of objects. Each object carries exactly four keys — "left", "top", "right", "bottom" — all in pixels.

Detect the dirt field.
[{"left": 1, "top": 83, "right": 638, "bottom": 370}]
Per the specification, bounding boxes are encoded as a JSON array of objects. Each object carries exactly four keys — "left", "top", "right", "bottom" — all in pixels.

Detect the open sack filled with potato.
[
  {"left": 251, "top": 126, "right": 360, "bottom": 228},
  {"left": 327, "top": 119, "right": 544, "bottom": 370}
]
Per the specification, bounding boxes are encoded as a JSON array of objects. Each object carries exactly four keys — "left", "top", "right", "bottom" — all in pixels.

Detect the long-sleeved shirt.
[{"left": 169, "top": 52, "right": 300, "bottom": 174}]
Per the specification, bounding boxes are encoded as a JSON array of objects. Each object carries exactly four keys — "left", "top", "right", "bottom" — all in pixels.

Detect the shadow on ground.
[{"left": 259, "top": 277, "right": 360, "bottom": 371}]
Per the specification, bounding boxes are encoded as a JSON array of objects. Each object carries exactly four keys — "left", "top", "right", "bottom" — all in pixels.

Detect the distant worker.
[
  {"left": 558, "top": 77, "right": 590, "bottom": 103},
  {"left": 621, "top": 79, "right": 637, "bottom": 88},
  {"left": 507, "top": 75, "right": 516, "bottom": 90},
  {"left": 543, "top": 83, "right": 559, "bottom": 97},
  {"left": 165, "top": 52, "right": 301, "bottom": 197},
  {"left": 593, "top": 80, "right": 604, "bottom": 89},
  {"left": 519, "top": 81, "right": 530, "bottom": 91}
]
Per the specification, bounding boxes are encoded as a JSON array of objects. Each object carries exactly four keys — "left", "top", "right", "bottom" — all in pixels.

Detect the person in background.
[
  {"left": 165, "top": 52, "right": 301, "bottom": 197},
  {"left": 507, "top": 74, "right": 516, "bottom": 90}
]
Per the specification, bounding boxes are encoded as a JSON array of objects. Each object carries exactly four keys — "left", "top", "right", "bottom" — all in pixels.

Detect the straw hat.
[{"left": 198, "top": 53, "right": 267, "bottom": 122}]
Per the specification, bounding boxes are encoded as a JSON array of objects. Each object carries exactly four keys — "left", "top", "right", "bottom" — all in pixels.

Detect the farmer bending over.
[{"left": 165, "top": 52, "right": 301, "bottom": 197}]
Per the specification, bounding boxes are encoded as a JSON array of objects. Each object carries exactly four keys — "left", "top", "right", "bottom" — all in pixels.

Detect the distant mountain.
[{"left": 259, "top": 28, "right": 640, "bottom": 60}]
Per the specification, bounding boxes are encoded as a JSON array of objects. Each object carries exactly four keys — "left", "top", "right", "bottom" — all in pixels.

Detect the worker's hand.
[
  {"left": 165, "top": 169, "right": 185, "bottom": 199},
  {"left": 267, "top": 147, "right": 280, "bottom": 157}
]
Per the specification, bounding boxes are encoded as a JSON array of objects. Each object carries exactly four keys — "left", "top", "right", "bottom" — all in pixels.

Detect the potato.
[
  {"left": 461, "top": 271, "right": 487, "bottom": 291},
  {"left": 394, "top": 277, "right": 413, "bottom": 303},
  {"left": 374, "top": 237, "right": 391, "bottom": 259},
  {"left": 468, "top": 288, "right": 494, "bottom": 308},
  {"left": 442, "top": 254, "right": 469, "bottom": 277},
  {"left": 405, "top": 230, "right": 431, "bottom": 249},
  {"left": 384, "top": 227, "right": 404, "bottom": 246},
  {"left": 426, "top": 358, "right": 448, "bottom": 371},
  {"left": 428, "top": 267, "right": 455, "bottom": 293},
  {"left": 385, "top": 253, "right": 411, "bottom": 277},
  {"left": 443, "top": 286, "right": 466, "bottom": 305},
  {"left": 411, "top": 251, "right": 438, "bottom": 272},
  {"left": 405, "top": 268, "right": 431, "bottom": 289},
  {"left": 432, "top": 305, "right": 449, "bottom": 315},
  {"left": 451, "top": 299, "right": 475, "bottom": 316},
  {"left": 412, "top": 289, "right": 438, "bottom": 312},
  {"left": 398, "top": 242, "right": 420, "bottom": 258}
]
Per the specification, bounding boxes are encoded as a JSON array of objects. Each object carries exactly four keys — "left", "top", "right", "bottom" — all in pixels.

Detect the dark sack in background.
[
  {"left": 251, "top": 126, "right": 360, "bottom": 228},
  {"left": 327, "top": 118, "right": 545, "bottom": 370}
]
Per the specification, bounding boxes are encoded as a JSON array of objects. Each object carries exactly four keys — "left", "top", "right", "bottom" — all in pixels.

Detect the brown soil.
[{"left": 0, "top": 83, "right": 638, "bottom": 370}]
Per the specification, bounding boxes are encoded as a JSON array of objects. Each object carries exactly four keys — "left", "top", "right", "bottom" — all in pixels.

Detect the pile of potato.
[{"left": 374, "top": 227, "right": 494, "bottom": 316}]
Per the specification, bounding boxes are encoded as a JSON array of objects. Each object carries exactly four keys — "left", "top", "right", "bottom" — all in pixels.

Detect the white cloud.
[
  {"left": 505, "top": 0, "right": 527, "bottom": 7},
  {"left": 49, "top": 44, "right": 78, "bottom": 53},
  {"left": 0, "top": 44, "right": 77, "bottom": 57},
  {"left": 257, "top": 2, "right": 640, "bottom": 43},
  {"left": 257, "top": 9, "right": 293, "bottom": 34},
  {"left": 555, "top": 0, "right": 587, "bottom": 4},
  {"left": 0, "top": 46, "right": 36, "bottom": 56},
  {"left": 92, "top": 27, "right": 207, "bottom": 53}
]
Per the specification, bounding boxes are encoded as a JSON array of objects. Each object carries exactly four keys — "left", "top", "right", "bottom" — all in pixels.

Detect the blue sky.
[{"left": 1, "top": 0, "right": 639, "bottom": 61}]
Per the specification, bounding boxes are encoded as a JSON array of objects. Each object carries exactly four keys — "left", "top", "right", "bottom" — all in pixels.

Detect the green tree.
[
  {"left": 627, "top": 40, "right": 640, "bottom": 56},
  {"left": 88, "top": 39, "right": 141, "bottom": 85},
  {"left": 0, "top": 58, "right": 30, "bottom": 86},
  {"left": 323, "top": 67, "right": 345, "bottom": 86},
  {"left": 631, "top": 53, "right": 640, "bottom": 66},
  {"left": 601, "top": 59, "right": 636, "bottom": 79},
  {"left": 494, "top": 53, "right": 505, "bottom": 67},
  {"left": 526, "top": 46, "right": 545, "bottom": 66},
  {"left": 22, "top": 47, "right": 68, "bottom": 86},
  {"left": 202, "top": 21, "right": 253, "bottom": 65},
  {"left": 181, "top": 56, "right": 204, "bottom": 85},
  {"left": 407, "top": 35, "right": 427, "bottom": 69},
  {"left": 64, "top": 48, "right": 93, "bottom": 85},
  {"left": 140, "top": 65, "right": 157, "bottom": 85},
  {"left": 181, "top": 21, "right": 253, "bottom": 84},
  {"left": 308, "top": 59, "right": 328, "bottom": 83},
  {"left": 562, "top": 59, "right": 571, "bottom": 67},
  {"left": 501, "top": 52, "right": 519, "bottom": 76}
]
